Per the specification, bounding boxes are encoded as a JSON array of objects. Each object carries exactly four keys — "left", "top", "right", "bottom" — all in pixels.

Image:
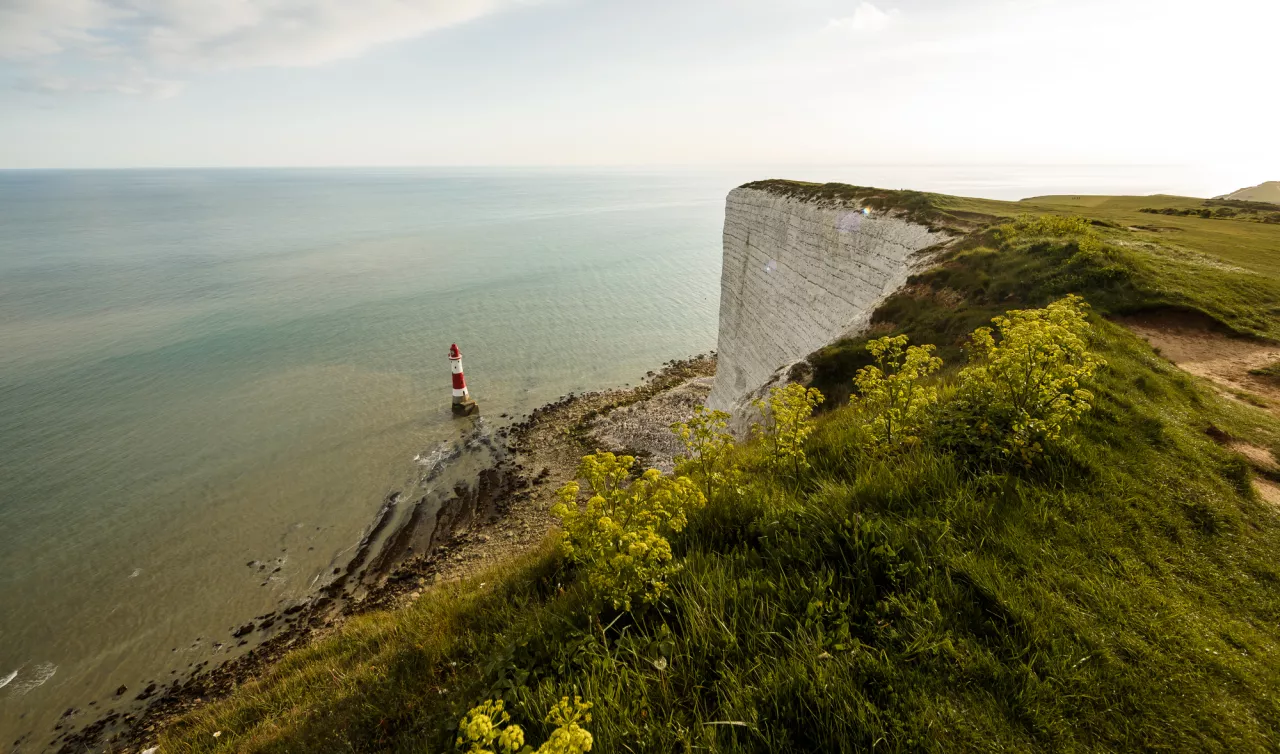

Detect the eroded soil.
[
  {"left": 1119, "top": 312, "right": 1280, "bottom": 506},
  {"left": 1119, "top": 312, "right": 1280, "bottom": 417}
]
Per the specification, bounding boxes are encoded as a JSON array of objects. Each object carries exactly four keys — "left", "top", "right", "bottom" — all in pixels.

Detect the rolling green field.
[
  {"left": 942, "top": 192, "right": 1280, "bottom": 278},
  {"left": 159, "top": 184, "right": 1280, "bottom": 753}
]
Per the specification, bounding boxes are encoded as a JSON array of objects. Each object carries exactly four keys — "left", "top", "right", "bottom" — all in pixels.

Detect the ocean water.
[{"left": 0, "top": 165, "right": 1209, "bottom": 744}]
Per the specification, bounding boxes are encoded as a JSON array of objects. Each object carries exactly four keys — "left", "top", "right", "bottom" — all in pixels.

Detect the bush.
[
  {"left": 551, "top": 453, "right": 705, "bottom": 612},
  {"left": 851, "top": 335, "right": 943, "bottom": 450},
  {"left": 457, "top": 697, "right": 594, "bottom": 754},
  {"left": 996, "top": 213, "right": 1096, "bottom": 242},
  {"left": 938, "top": 295, "right": 1105, "bottom": 465},
  {"left": 753, "top": 383, "right": 824, "bottom": 478}
]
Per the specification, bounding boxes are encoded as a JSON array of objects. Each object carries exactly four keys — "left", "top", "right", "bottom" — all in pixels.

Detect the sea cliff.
[{"left": 707, "top": 183, "right": 951, "bottom": 423}]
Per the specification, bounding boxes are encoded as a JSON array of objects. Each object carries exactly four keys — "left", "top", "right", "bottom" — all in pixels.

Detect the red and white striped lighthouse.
[{"left": 448, "top": 343, "right": 479, "bottom": 416}]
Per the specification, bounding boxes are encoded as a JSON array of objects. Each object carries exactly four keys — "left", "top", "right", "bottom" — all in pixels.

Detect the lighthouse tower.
[{"left": 449, "top": 343, "right": 479, "bottom": 416}]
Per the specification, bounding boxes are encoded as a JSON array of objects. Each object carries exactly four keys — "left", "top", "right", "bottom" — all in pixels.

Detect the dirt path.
[
  {"left": 1118, "top": 312, "right": 1280, "bottom": 507},
  {"left": 1119, "top": 313, "right": 1280, "bottom": 417}
]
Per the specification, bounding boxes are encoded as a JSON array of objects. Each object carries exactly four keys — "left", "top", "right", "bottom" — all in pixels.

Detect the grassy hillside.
[
  {"left": 159, "top": 186, "right": 1280, "bottom": 753},
  {"left": 1220, "top": 181, "right": 1280, "bottom": 204}
]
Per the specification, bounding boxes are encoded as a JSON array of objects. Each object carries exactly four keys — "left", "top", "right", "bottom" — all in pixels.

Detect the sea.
[{"left": 0, "top": 164, "right": 1217, "bottom": 745}]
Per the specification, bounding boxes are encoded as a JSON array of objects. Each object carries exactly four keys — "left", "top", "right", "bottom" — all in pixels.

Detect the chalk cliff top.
[{"left": 739, "top": 179, "right": 994, "bottom": 232}]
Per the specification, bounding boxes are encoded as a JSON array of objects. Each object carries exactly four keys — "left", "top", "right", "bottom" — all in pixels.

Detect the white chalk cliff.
[{"left": 707, "top": 184, "right": 953, "bottom": 422}]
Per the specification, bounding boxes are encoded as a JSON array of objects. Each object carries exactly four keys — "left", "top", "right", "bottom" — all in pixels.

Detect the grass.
[
  {"left": 808, "top": 208, "right": 1280, "bottom": 405},
  {"left": 1251, "top": 361, "right": 1280, "bottom": 382},
  {"left": 954, "top": 193, "right": 1280, "bottom": 279},
  {"left": 159, "top": 185, "right": 1280, "bottom": 753}
]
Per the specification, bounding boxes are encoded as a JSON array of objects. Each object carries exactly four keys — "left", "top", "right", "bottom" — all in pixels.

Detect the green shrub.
[
  {"left": 939, "top": 295, "right": 1105, "bottom": 465},
  {"left": 753, "top": 383, "right": 824, "bottom": 478},
  {"left": 851, "top": 335, "right": 943, "bottom": 450},
  {"left": 551, "top": 453, "right": 705, "bottom": 612},
  {"left": 671, "top": 406, "right": 735, "bottom": 500},
  {"left": 457, "top": 697, "right": 594, "bottom": 753}
]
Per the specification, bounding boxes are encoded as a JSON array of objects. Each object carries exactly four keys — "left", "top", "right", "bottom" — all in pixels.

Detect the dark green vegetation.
[
  {"left": 161, "top": 186, "right": 1280, "bottom": 753},
  {"left": 1139, "top": 204, "right": 1280, "bottom": 224}
]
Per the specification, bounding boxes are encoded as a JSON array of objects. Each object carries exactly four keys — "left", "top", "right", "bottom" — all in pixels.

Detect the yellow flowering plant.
[
  {"left": 851, "top": 335, "right": 943, "bottom": 450},
  {"left": 456, "top": 699, "right": 526, "bottom": 754},
  {"left": 996, "top": 213, "right": 1099, "bottom": 248},
  {"left": 951, "top": 294, "right": 1105, "bottom": 464},
  {"left": 671, "top": 405, "right": 735, "bottom": 500},
  {"left": 752, "top": 383, "right": 824, "bottom": 478},
  {"left": 537, "top": 696, "right": 594, "bottom": 754},
  {"left": 551, "top": 453, "right": 705, "bottom": 612},
  {"left": 456, "top": 697, "right": 593, "bottom": 754}
]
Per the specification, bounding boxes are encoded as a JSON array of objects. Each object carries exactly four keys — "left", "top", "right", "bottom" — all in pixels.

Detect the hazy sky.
[{"left": 1, "top": 0, "right": 1275, "bottom": 182}]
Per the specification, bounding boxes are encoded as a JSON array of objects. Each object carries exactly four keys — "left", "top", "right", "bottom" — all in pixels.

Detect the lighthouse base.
[{"left": 452, "top": 398, "right": 479, "bottom": 417}]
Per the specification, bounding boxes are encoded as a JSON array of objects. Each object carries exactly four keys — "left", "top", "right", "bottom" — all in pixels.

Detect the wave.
[{"left": 7, "top": 662, "right": 57, "bottom": 695}]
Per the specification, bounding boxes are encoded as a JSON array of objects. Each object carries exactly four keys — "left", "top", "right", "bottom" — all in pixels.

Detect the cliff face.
[{"left": 707, "top": 185, "right": 952, "bottom": 421}]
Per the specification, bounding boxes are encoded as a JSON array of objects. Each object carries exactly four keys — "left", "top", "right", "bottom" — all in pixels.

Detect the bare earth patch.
[
  {"left": 1228, "top": 441, "right": 1280, "bottom": 474},
  {"left": 1120, "top": 312, "right": 1280, "bottom": 506},
  {"left": 1256, "top": 479, "right": 1280, "bottom": 507},
  {"left": 1119, "top": 312, "right": 1280, "bottom": 417}
]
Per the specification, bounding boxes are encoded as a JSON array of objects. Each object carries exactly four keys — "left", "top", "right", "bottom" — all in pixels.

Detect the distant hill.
[{"left": 1217, "top": 181, "right": 1280, "bottom": 202}]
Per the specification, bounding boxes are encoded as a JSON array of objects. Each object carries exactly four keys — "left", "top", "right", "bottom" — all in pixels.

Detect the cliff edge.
[{"left": 706, "top": 182, "right": 953, "bottom": 423}]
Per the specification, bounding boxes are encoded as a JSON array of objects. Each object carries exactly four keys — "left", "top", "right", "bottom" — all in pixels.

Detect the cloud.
[
  {"left": 22, "top": 71, "right": 185, "bottom": 98},
  {"left": 136, "top": 0, "right": 514, "bottom": 69},
  {"left": 0, "top": 0, "right": 125, "bottom": 59},
  {"left": 1, "top": 0, "right": 522, "bottom": 95},
  {"left": 827, "top": 2, "right": 900, "bottom": 34}
]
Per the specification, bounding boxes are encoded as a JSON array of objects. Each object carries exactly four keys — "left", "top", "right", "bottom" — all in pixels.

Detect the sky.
[{"left": 0, "top": 0, "right": 1276, "bottom": 186}]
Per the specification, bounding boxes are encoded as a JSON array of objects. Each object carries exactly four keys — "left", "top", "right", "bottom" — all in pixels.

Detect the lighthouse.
[{"left": 449, "top": 343, "right": 479, "bottom": 416}]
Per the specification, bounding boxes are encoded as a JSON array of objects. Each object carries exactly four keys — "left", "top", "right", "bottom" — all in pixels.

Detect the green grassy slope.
[
  {"left": 1221, "top": 181, "right": 1280, "bottom": 203},
  {"left": 160, "top": 185, "right": 1280, "bottom": 753}
]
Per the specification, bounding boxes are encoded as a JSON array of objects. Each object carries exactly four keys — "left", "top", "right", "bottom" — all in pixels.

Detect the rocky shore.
[{"left": 53, "top": 354, "right": 716, "bottom": 754}]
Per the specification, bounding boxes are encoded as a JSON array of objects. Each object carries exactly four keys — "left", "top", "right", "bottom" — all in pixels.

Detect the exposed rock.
[{"left": 707, "top": 186, "right": 952, "bottom": 430}]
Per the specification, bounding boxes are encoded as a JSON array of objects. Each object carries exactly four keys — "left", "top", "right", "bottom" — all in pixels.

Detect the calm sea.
[{"left": 0, "top": 165, "right": 1208, "bottom": 744}]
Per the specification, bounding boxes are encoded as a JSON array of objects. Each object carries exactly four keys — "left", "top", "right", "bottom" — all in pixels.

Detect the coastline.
[{"left": 56, "top": 353, "right": 717, "bottom": 753}]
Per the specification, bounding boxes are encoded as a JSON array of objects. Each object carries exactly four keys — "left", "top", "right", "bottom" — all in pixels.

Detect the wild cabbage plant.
[
  {"left": 996, "top": 213, "right": 1100, "bottom": 251},
  {"left": 752, "top": 383, "right": 824, "bottom": 478},
  {"left": 457, "top": 696, "right": 593, "bottom": 754},
  {"left": 851, "top": 335, "right": 943, "bottom": 450},
  {"left": 950, "top": 294, "right": 1105, "bottom": 463},
  {"left": 671, "top": 406, "right": 735, "bottom": 500},
  {"left": 551, "top": 453, "right": 704, "bottom": 612}
]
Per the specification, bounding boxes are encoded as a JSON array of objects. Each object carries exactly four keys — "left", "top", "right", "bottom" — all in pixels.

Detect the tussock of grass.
[
  {"left": 1251, "top": 361, "right": 1280, "bottom": 382},
  {"left": 159, "top": 201, "right": 1280, "bottom": 753}
]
